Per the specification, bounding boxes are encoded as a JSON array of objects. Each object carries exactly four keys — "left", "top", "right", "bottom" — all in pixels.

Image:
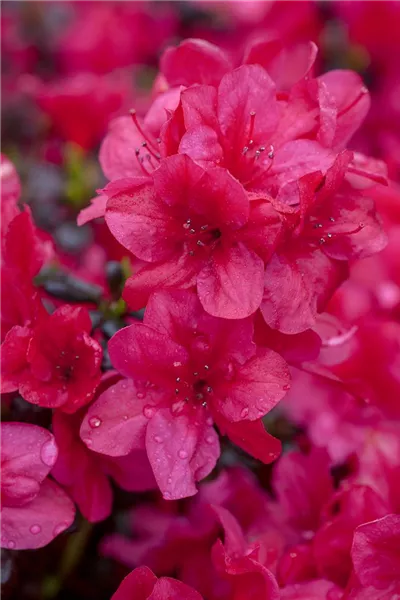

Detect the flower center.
[
  {"left": 230, "top": 111, "right": 275, "bottom": 188},
  {"left": 171, "top": 363, "right": 213, "bottom": 414},
  {"left": 183, "top": 219, "right": 222, "bottom": 257}
]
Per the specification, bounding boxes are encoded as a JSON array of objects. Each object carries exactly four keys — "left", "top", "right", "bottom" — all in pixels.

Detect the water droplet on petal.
[
  {"left": 7, "top": 541, "right": 16, "bottom": 549},
  {"left": 283, "top": 384, "right": 290, "bottom": 391},
  {"left": 85, "top": 438, "right": 93, "bottom": 448},
  {"left": 205, "top": 435, "right": 214, "bottom": 445},
  {"left": 240, "top": 408, "right": 249, "bottom": 418},
  {"left": 136, "top": 392, "right": 145, "bottom": 399},
  {"left": 206, "top": 416, "right": 213, "bottom": 426},
  {"left": 154, "top": 435, "right": 163, "bottom": 443},
  {"left": 143, "top": 405, "right": 155, "bottom": 419},
  {"left": 30, "top": 525, "right": 41, "bottom": 535},
  {"left": 163, "top": 491, "right": 172, "bottom": 500},
  {"left": 40, "top": 440, "right": 58, "bottom": 467},
  {"left": 89, "top": 417, "right": 101, "bottom": 428},
  {"left": 53, "top": 523, "right": 68, "bottom": 536},
  {"left": 178, "top": 449, "right": 188, "bottom": 459}
]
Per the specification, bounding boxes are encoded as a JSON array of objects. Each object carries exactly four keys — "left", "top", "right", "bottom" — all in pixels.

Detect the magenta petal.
[
  {"left": 215, "top": 348, "right": 290, "bottom": 422},
  {"left": 179, "top": 125, "right": 223, "bottom": 169},
  {"left": 261, "top": 248, "right": 348, "bottom": 334},
  {"left": 181, "top": 85, "right": 219, "bottom": 130},
  {"left": 319, "top": 70, "right": 370, "bottom": 150},
  {"left": 77, "top": 194, "right": 107, "bottom": 226},
  {"left": 111, "top": 566, "right": 157, "bottom": 600},
  {"left": 152, "top": 153, "right": 204, "bottom": 207},
  {"left": 103, "top": 449, "right": 157, "bottom": 493},
  {"left": 1, "top": 422, "right": 58, "bottom": 505},
  {"left": 217, "top": 65, "right": 278, "bottom": 153},
  {"left": 80, "top": 380, "right": 149, "bottom": 456},
  {"left": 100, "top": 116, "right": 149, "bottom": 180},
  {"left": 161, "top": 38, "right": 232, "bottom": 87},
  {"left": 281, "top": 580, "right": 343, "bottom": 600},
  {"left": 352, "top": 514, "right": 400, "bottom": 589},
  {"left": 151, "top": 577, "right": 204, "bottom": 600},
  {"left": 267, "top": 140, "right": 336, "bottom": 192},
  {"left": 123, "top": 253, "right": 198, "bottom": 311},
  {"left": 144, "top": 289, "right": 255, "bottom": 364},
  {"left": 106, "top": 181, "right": 179, "bottom": 262},
  {"left": 1, "top": 479, "right": 75, "bottom": 550},
  {"left": 216, "top": 416, "right": 282, "bottom": 464},
  {"left": 108, "top": 322, "right": 189, "bottom": 385},
  {"left": 197, "top": 243, "right": 265, "bottom": 319},
  {"left": 0, "top": 325, "right": 31, "bottom": 393},
  {"left": 145, "top": 408, "right": 219, "bottom": 500}
]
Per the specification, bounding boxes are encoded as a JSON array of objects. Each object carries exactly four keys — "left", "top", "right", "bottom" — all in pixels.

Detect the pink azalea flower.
[
  {"left": 32, "top": 72, "right": 133, "bottom": 150},
  {"left": 111, "top": 566, "right": 203, "bottom": 600},
  {"left": 103, "top": 155, "right": 281, "bottom": 318},
  {"left": 1, "top": 305, "right": 102, "bottom": 412},
  {"left": 80, "top": 290, "right": 289, "bottom": 499},
  {"left": 1, "top": 422, "right": 75, "bottom": 550}
]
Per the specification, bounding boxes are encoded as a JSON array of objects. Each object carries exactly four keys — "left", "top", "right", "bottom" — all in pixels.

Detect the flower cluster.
[{"left": 1, "top": 2, "right": 400, "bottom": 600}]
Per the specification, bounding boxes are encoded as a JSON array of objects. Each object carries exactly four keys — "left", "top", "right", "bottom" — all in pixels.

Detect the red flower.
[
  {"left": 104, "top": 155, "right": 281, "bottom": 318},
  {"left": 33, "top": 72, "right": 133, "bottom": 150},
  {"left": 1, "top": 305, "right": 102, "bottom": 413},
  {"left": 1, "top": 422, "right": 75, "bottom": 550},
  {"left": 176, "top": 64, "right": 336, "bottom": 192},
  {"left": 80, "top": 290, "right": 289, "bottom": 499},
  {"left": 111, "top": 566, "right": 203, "bottom": 600},
  {"left": 352, "top": 514, "right": 400, "bottom": 592},
  {"left": 260, "top": 153, "right": 386, "bottom": 333}
]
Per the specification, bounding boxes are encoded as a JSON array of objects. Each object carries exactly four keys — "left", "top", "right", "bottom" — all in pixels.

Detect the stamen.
[
  {"left": 247, "top": 111, "right": 256, "bottom": 143},
  {"left": 130, "top": 109, "right": 159, "bottom": 153}
]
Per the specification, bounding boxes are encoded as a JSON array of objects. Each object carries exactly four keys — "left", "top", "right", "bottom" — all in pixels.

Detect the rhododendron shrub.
[{"left": 1, "top": 3, "right": 400, "bottom": 600}]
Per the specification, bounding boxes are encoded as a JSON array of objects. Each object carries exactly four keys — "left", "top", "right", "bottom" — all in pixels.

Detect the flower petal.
[
  {"left": 145, "top": 408, "right": 219, "bottom": 500},
  {"left": 80, "top": 380, "right": 149, "bottom": 456},
  {"left": 214, "top": 348, "right": 290, "bottom": 421},
  {"left": 1, "top": 479, "right": 75, "bottom": 550},
  {"left": 197, "top": 243, "right": 265, "bottom": 319}
]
